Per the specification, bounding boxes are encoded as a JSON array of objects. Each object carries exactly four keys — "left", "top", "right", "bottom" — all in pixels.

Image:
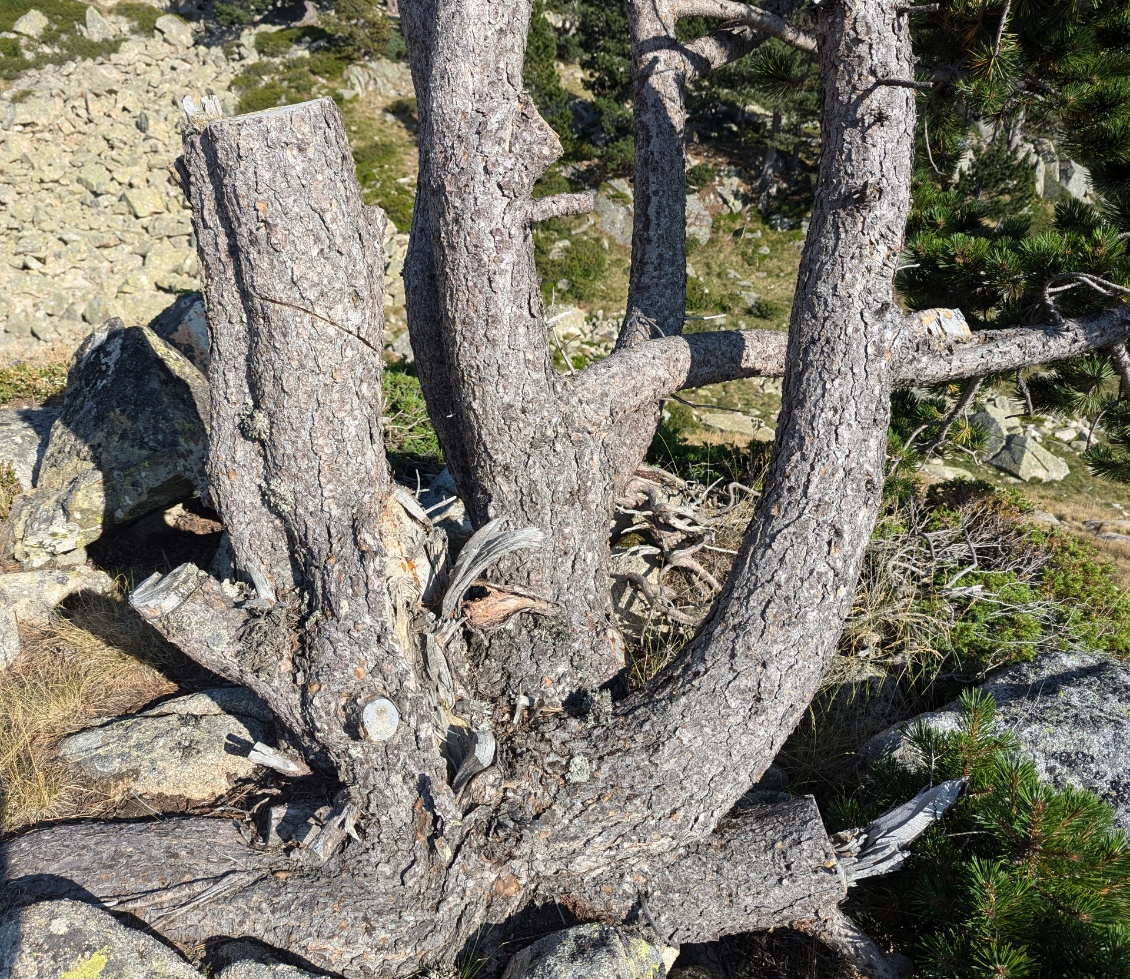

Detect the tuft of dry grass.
[
  {"left": 0, "top": 459, "right": 21, "bottom": 519},
  {"left": 0, "top": 361, "right": 68, "bottom": 407},
  {"left": 0, "top": 582, "right": 184, "bottom": 833}
]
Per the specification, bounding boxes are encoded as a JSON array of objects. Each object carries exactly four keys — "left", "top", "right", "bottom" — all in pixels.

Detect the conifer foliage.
[{"left": 843, "top": 690, "right": 1130, "bottom": 978}]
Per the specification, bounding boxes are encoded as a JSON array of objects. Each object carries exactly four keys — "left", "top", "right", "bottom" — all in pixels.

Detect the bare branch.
[
  {"left": 583, "top": 307, "right": 1130, "bottom": 421},
  {"left": 896, "top": 306, "right": 1130, "bottom": 386},
  {"left": 676, "top": 0, "right": 817, "bottom": 54},
  {"left": 793, "top": 910, "right": 907, "bottom": 979},
  {"left": 683, "top": 0, "right": 806, "bottom": 81},
  {"left": 527, "top": 191, "right": 596, "bottom": 223},
  {"left": 921, "top": 376, "right": 982, "bottom": 457}
]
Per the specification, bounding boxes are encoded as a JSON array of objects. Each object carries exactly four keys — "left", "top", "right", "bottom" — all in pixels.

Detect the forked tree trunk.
[{"left": 7, "top": 1, "right": 1127, "bottom": 976}]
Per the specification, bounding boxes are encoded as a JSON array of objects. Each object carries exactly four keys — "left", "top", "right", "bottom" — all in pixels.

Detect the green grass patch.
[
  {"left": 383, "top": 363, "right": 441, "bottom": 467},
  {"left": 344, "top": 101, "right": 417, "bottom": 231},
  {"left": 0, "top": 363, "right": 67, "bottom": 406},
  {"left": 0, "top": 0, "right": 123, "bottom": 80},
  {"left": 114, "top": 2, "right": 162, "bottom": 34}
]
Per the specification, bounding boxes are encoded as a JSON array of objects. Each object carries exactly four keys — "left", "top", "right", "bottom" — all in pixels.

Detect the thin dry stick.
[{"left": 991, "top": 0, "right": 1012, "bottom": 65}]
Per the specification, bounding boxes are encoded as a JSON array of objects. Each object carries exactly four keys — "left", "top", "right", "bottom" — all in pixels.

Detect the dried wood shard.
[{"left": 833, "top": 778, "right": 966, "bottom": 883}]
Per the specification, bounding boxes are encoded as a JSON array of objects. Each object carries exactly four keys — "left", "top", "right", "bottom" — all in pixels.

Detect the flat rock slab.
[
  {"left": 0, "top": 405, "right": 60, "bottom": 490},
  {"left": 59, "top": 687, "right": 274, "bottom": 803},
  {"left": 503, "top": 924, "right": 669, "bottom": 979},
  {"left": 864, "top": 651, "right": 1130, "bottom": 828},
  {"left": 0, "top": 565, "right": 113, "bottom": 668},
  {"left": 0, "top": 899, "right": 201, "bottom": 978},
  {"left": 219, "top": 963, "right": 323, "bottom": 978},
  {"left": 988, "top": 434, "right": 1070, "bottom": 482}
]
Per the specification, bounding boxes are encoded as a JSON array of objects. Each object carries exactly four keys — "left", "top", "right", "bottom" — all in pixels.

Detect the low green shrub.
[
  {"left": 115, "top": 3, "right": 162, "bottom": 34},
  {"left": 383, "top": 363, "right": 441, "bottom": 465},
  {"left": 836, "top": 690, "right": 1130, "bottom": 979}
]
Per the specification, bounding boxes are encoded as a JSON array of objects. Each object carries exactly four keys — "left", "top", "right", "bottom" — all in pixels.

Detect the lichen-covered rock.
[
  {"left": 155, "top": 13, "right": 196, "bottom": 49},
  {"left": 219, "top": 962, "right": 323, "bottom": 978},
  {"left": 863, "top": 651, "right": 1130, "bottom": 829},
  {"left": 988, "top": 434, "right": 1070, "bottom": 482},
  {"left": 502, "top": 924, "right": 669, "bottom": 979},
  {"left": 59, "top": 687, "right": 273, "bottom": 803},
  {"left": 0, "top": 899, "right": 201, "bottom": 979},
  {"left": 0, "top": 565, "right": 113, "bottom": 668},
  {"left": 969, "top": 393, "right": 1021, "bottom": 458},
  {"left": 0, "top": 404, "right": 60, "bottom": 490},
  {"left": 595, "top": 191, "right": 634, "bottom": 248},
  {"left": 149, "top": 292, "right": 210, "bottom": 372},
  {"left": 1, "top": 322, "right": 209, "bottom": 567},
  {"left": 12, "top": 8, "right": 49, "bottom": 38},
  {"left": 685, "top": 192, "right": 713, "bottom": 246}
]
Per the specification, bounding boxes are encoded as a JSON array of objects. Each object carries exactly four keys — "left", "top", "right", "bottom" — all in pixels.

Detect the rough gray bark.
[
  {"left": 6, "top": 3, "right": 1126, "bottom": 978},
  {"left": 583, "top": 305, "right": 1130, "bottom": 403}
]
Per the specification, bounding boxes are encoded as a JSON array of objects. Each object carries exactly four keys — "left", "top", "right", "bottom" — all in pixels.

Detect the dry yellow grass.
[{"left": 0, "top": 582, "right": 182, "bottom": 833}]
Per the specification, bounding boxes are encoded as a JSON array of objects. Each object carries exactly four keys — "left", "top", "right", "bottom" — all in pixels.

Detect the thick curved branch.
[
  {"left": 676, "top": 0, "right": 816, "bottom": 54},
  {"left": 682, "top": 0, "right": 806, "bottom": 81},
  {"left": 895, "top": 305, "right": 1130, "bottom": 386},
  {"left": 130, "top": 563, "right": 304, "bottom": 736},
  {"left": 556, "top": 795, "right": 844, "bottom": 939},
  {"left": 536, "top": 0, "right": 919, "bottom": 869}
]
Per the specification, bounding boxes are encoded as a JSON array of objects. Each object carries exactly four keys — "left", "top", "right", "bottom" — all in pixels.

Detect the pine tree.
[{"left": 840, "top": 689, "right": 1130, "bottom": 978}]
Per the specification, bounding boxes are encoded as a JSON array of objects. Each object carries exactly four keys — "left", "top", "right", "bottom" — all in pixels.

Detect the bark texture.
[{"left": 7, "top": 3, "right": 1114, "bottom": 977}]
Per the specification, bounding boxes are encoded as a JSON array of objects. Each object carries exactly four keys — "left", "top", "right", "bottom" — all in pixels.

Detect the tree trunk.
[{"left": 11, "top": 2, "right": 1123, "bottom": 976}]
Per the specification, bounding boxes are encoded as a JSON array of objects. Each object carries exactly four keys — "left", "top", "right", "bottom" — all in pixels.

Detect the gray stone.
[
  {"left": 698, "top": 410, "right": 774, "bottom": 441},
  {"left": 502, "top": 924, "right": 669, "bottom": 979},
  {"left": 864, "top": 651, "right": 1130, "bottom": 828},
  {"left": 970, "top": 393, "right": 1022, "bottom": 457},
  {"left": 59, "top": 687, "right": 274, "bottom": 802},
  {"left": 0, "top": 900, "right": 201, "bottom": 979},
  {"left": 988, "top": 434, "right": 1070, "bottom": 482},
  {"left": 77, "top": 160, "right": 113, "bottom": 195},
  {"left": 220, "top": 963, "right": 322, "bottom": 979},
  {"left": 1059, "top": 160, "right": 1092, "bottom": 202},
  {"left": 595, "top": 191, "right": 633, "bottom": 248},
  {"left": 122, "top": 186, "right": 167, "bottom": 218},
  {"left": 148, "top": 293, "right": 210, "bottom": 372},
  {"left": 155, "top": 14, "right": 195, "bottom": 49},
  {"left": 0, "top": 566, "right": 113, "bottom": 668},
  {"left": 685, "top": 192, "right": 712, "bottom": 246},
  {"left": 0, "top": 404, "right": 60, "bottom": 490},
  {"left": 418, "top": 468, "right": 473, "bottom": 551},
  {"left": 923, "top": 461, "right": 975, "bottom": 482},
  {"left": 1, "top": 324, "right": 209, "bottom": 567},
  {"left": 85, "top": 6, "right": 118, "bottom": 42},
  {"left": 12, "top": 9, "right": 49, "bottom": 39}
]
